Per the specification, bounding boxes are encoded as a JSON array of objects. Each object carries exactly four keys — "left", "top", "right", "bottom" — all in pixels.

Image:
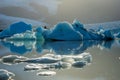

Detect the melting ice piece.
[
  {"left": 37, "top": 71, "right": 56, "bottom": 76},
  {"left": 1, "top": 55, "right": 27, "bottom": 65},
  {"left": 0, "top": 69, "right": 15, "bottom": 80},
  {"left": 24, "top": 64, "right": 45, "bottom": 71},
  {"left": 43, "top": 62, "right": 71, "bottom": 70}
]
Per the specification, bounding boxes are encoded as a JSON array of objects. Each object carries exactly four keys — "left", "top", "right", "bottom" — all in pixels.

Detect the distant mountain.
[
  {"left": 85, "top": 21, "right": 120, "bottom": 30},
  {"left": 0, "top": 14, "right": 48, "bottom": 30}
]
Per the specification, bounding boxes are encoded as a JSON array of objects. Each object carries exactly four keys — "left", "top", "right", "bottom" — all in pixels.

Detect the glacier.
[{"left": 0, "top": 20, "right": 119, "bottom": 41}]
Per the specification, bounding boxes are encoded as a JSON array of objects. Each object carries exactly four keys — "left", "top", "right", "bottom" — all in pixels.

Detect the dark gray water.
[{"left": 0, "top": 40, "right": 120, "bottom": 80}]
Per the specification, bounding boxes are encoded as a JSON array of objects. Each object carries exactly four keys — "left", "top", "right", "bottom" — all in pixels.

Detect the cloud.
[{"left": 0, "top": 0, "right": 62, "bottom": 15}]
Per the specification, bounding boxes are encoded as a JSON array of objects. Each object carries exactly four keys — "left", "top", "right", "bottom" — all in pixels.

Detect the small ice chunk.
[
  {"left": 61, "top": 57, "right": 75, "bottom": 63},
  {"left": 24, "top": 64, "right": 44, "bottom": 71},
  {"left": 1, "top": 55, "right": 27, "bottom": 64},
  {"left": 72, "top": 61, "right": 86, "bottom": 68},
  {"left": 37, "top": 71, "right": 56, "bottom": 76},
  {"left": 0, "top": 69, "right": 15, "bottom": 80}
]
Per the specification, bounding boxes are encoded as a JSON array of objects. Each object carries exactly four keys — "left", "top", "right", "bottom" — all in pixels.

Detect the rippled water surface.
[{"left": 0, "top": 40, "right": 120, "bottom": 80}]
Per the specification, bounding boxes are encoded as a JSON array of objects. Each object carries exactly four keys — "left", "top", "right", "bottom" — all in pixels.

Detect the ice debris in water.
[
  {"left": 23, "top": 52, "right": 91, "bottom": 72},
  {"left": 0, "top": 69, "right": 15, "bottom": 80},
  {"left": 42, "top": 52, "right": 91, "bottom": 64},
  {"left": 0, "top": 55, "right": 27, "bottom": 65},
  {"left": 24, "top": 62, "right": 71, "bottom": 72},
  {"left": 37, "top": 70, "right": 56, "bottom": 76}
]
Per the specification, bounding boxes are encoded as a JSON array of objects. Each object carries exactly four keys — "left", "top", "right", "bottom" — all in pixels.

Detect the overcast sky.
[{"left": 0, "top": 0, "right": 120, "bottom": 25}]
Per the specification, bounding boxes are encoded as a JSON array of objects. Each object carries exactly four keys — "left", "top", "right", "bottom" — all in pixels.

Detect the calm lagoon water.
[{"left": 0, "top": 40, "right": 120, "bottom": 80}]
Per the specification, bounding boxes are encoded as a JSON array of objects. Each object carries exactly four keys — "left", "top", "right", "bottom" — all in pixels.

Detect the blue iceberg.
[
  {"left": 43, "top": 22, "right": 82, "bottom": 40},
  {"left": 0, "top": 22, "right": 32, "bottom": 39},
  {"left": 42, "top": 19, "right": 115, "bottom": 41},
  {"left": 0, "top": 20, "right": 116, "bottom": 41}
]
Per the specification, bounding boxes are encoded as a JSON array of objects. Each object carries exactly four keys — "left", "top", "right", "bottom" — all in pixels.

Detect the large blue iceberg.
[
  {"left": 0, "top": 20, "right": 117, "bottom": 41},
  {"left": 0, "top": 22, "right": 32, "bottom": 39},
  {"left": 42, "top": 20, "right": 115, "bottom": 41}
]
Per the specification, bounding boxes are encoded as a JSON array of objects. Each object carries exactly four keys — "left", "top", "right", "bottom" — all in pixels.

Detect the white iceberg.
[{"left": 37, "top": 70, "right": 56, "bottom": 76}]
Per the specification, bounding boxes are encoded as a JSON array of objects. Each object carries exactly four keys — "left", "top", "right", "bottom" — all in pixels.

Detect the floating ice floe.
[
  {"left": 0, "top": 55, "right": 27, "bottom": 65},
  {"left": 43, "top": 52, "right": 91, "bottom": 64},
  {"left": 37, "top": 71, "right": 56, "bottom": 76},
  {"left": 24, "top": 62, "right": 71, "bottom": 72},
  {"left": 24, "top": 64, "right": 44, "bottom": 71},
  {"left": 0, "top": 69, "right": 15, "bottom": 80},
  {"left": 18, "top": 57, "right": 60, "bottom": 64}
]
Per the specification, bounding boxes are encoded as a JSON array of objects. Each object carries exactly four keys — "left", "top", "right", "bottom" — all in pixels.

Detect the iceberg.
[
  {"left": 0, "top": 20, "right": 117, "bottom": 41},
  {"left": 42, "top": 19, "right": 115, "bottom": 41},
  {"left": 0, "top": 21, "right": 32, "bottom": 39},
  {"left": 43, "top": 21, "right": 82, "bottom": 40}
]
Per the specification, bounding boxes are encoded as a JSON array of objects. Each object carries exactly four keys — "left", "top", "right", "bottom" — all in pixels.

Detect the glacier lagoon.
[
  {"left": 0, "top": 40, "right": 120, "bottom": 80},
  {"left": 0, "top": 20, "right": 120, "bottom": 80}
]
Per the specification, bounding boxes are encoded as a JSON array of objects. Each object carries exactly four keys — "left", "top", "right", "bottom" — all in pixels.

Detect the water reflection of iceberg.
[{"left": 0, "top": 40, "right": 115, "bottom": 55}]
